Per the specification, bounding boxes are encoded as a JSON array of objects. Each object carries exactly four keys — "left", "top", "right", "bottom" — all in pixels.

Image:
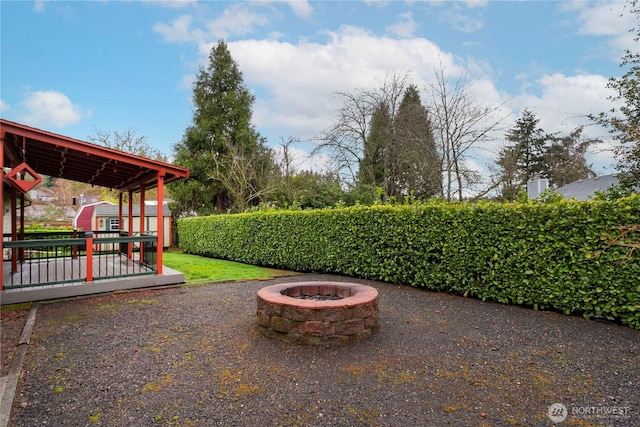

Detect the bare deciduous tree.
[
  {"left": 427, "top": 64, "right": 508, "bottom": 201},
  {"left": 208, "top": 142, "right": 278, "bottom": 213},
  {"left": 88, "top": 128, "right": 167, "bottom": 162},
  {"left": 88, "top": 127, "right": 164, "bottom": 202},
  {"left": 314, "top": 72, "right": 412, "bottom": 189}
]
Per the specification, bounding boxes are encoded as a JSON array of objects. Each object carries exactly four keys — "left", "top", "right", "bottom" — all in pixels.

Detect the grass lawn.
[{"left": 162, "top": 251, "right": 297, "bottom": 283}]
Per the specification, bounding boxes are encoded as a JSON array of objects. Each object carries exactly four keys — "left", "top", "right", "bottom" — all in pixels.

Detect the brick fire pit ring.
[{"left": 256, "top": 282, "right": 379, "bottom": 344}]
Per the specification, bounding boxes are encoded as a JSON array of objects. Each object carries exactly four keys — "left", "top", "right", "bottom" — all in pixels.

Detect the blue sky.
[{"left": 1, "top": 0, "right": 636, "bottom": 183}]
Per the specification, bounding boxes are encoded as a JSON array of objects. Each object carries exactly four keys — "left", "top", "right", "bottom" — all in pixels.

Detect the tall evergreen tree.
[
  {"left": 391, "top": 85, "right": 441, "bottom": 198},
  {"left": 542, "top": 127, "right": 597, "bottom": 188},
  {"left": 494, "top": 145, "right": 521, "bottom": 201},
  {"left": 506, "top": 110, "right": 548, "bottom": 183},
  {"left": 358, "top": 102, "right": 391, "bottom": 190},
  {"left": 494, "top": 110, "right": 549, "bottom": 200},
  {"left": 170, "top": 40, "right": 265, "bottom": 216},
  {"left": 497, "top": 113, "right": 600, "bottom": 199}
]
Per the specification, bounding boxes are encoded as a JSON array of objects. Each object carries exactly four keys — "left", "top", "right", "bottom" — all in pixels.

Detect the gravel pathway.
[{"left": 10, "top": 274, "right": 640, "bottom": 426}]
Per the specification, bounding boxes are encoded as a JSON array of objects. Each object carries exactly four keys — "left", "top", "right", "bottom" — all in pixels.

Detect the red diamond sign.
[{"left": 4, "top": 162, "right": 42, "bottom": 194}]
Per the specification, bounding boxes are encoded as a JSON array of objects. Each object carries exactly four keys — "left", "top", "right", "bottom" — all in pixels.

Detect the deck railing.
[{"left": 2, "top": 233, "right": 158, "bottom": 289}]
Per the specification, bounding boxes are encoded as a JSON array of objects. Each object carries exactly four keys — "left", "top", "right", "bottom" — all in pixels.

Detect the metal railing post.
[{"left": 72, "top": 229, "right": 78, "bottom": 259}]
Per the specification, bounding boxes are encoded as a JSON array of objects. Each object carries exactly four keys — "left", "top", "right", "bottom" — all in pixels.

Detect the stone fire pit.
[{"left": 256, "top": 281, "right": 379, "bottom": 344}]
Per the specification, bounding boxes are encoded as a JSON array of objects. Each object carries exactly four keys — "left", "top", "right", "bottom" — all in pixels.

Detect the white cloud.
[
  {"left": 557, "top": 1, "right": 585, "bottom": 13},
  {"left": 161, "top": 7, "right": 618, "bottom": 181},
  {"left": 153, "top": 15, "right": 201, "bottom": 43},
  {"left": 33, "top": 1, "right": 46, "bottom": 13},
  {"left": 0, "top": 99, "right": 10, "bottom": 113},
  {"left": 437, "top": 3, "right": 485, "bottom": 33},
  {"left": 576, "top": 1, "right": 626, "bottom": 36},
  {"left": 154, "top": 4, "right": 270, "bottom": 43},
  {"left": 179, "top": 73, "right": 196, "bottom": 91},
  {"left": 143, "top": 0, "right": 196, "bottom": 9},
  {"left": 267, "top": 30, "right": 285, "bottom": 40},
  {"left": 225, "top": 26, "right": 458, "bottom": 142},
  {"left": 461, "top": 0, "right": 488, "bottom": 9},
  {"left": 385, "top": 12, "right": 419, "bottom": 38},
  {"left": 272, "top": 144, "right": 333, "bottom": 173},
  {"left": 205, "top": 4, "right": 269, "bottom": 39},
  {"left": 575, "top": 1, "right": 637, "bottom": 55},
  {"left": 512, "top": 72, "right": 619, "bottom": 171},
  {"left": 363, "top": 0, "right": 389, "bottom": 7},
  {"left": 445, "top": 12, "right": 484, "bottom": 33},
  {"left": 284, "top": 0, "right": 313, "bottom": 19},
  {"left": 515, "top": 73, "right": 615, "bottom": 131},
  {"left": 20, "top": 90, "right": 91, "bottom": 128}
]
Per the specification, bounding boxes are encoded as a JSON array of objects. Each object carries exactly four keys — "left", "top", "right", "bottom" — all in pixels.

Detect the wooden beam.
[
  {"left": 58, "top": 147, "right": 68, "bottom": 176},
  {"left": 2, "top": 131, "right": 21, "bottom": 167}
]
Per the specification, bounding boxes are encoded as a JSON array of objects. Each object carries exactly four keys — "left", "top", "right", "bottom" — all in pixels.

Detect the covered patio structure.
[{"left": 1, "top": 119, "right": 190, "bottom": 304}]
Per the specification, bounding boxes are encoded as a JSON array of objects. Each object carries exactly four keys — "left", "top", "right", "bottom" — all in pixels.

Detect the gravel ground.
[
  {"left": 1, "top": 307, "right": 29, "bottom": 377},
  {"left": 9, "top": 274, "right": 640, "bottom": 427}
]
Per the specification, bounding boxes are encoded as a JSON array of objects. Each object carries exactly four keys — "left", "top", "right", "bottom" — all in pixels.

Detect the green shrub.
[{"left": 178, "top": 196, "right": 640, "bottom": 329}]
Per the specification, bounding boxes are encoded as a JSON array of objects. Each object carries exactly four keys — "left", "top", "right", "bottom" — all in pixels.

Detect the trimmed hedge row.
[{"left": 178, "top": 196, "right": 640, "bottom": 329}]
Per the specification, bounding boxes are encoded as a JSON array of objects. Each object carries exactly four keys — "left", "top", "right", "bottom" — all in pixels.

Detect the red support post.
[
  {"left": 85, "top": 234, "right": 93, "bottom": 282},
  {"left": 156, "top": 171, "right": 165, "bottom": 275},
  {"left": 11, "top": 187, "right": 17, "bottom": 273},
  {"left": 0, "top": 132, "right": 4, "bottom": 291},
  {"left": 118, "top": 192, "right": 123, "bottom": 234},
  {"left": 128, "top": 189, "right": 134, "bottom": 260},
  {"left": 19, "top": 191, "right": 25, "bottom": 263},
  {"left": 139, "top": 183, "right": 145, "bottom": 263}
]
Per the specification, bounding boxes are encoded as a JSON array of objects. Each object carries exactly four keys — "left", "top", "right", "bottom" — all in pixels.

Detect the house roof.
[
  {"left": 94, "top": 204, "right": 172, "bottom": 216},
  {"left": 28, "top": 188, "right": 56, "bottom": 200},
  {"left": 72, "top": 202, "right": 114, "bottom": 229},
  {"left": 555, "top": 175, "right": 620, "bottom": 201},
  {"left": 1, "top": 119, "right": 189, "bottom": 192}
]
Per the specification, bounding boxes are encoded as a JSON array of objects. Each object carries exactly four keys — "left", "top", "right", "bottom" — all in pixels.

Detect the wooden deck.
[{"left": 1, "top": 254, "right": 185, "bottom": 305}]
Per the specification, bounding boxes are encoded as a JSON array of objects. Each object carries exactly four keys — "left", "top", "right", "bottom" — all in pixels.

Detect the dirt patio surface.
[{"left": 6, "top": 274, "right": 640, "bottom": 426}]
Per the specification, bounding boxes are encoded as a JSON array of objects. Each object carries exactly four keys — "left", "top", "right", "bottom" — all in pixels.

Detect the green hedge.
[{"left": 178, "top": 196, "right": 640, "bottom": 329}]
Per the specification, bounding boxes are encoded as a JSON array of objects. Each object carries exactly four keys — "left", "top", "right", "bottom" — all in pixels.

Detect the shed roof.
[{"left": 94, "top": 204, "right": 171, "bottom": 217}]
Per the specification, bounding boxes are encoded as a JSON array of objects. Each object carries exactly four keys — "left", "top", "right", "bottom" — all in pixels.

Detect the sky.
[{"left": 1, "top": 0, "right": 637, "bottom": 188}]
